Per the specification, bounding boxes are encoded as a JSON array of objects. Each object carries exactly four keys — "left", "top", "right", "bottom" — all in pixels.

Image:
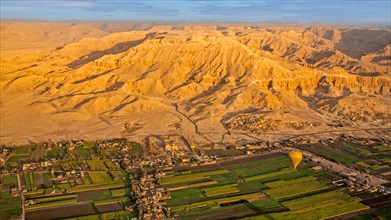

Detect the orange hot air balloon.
[{"left": 289, "top": 151, "right": 303, "bottom": 169}]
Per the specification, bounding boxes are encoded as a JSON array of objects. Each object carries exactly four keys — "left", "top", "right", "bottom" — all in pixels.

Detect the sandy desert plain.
[{"left": 0, "top": 21, "right": 391, "bottom": 220}]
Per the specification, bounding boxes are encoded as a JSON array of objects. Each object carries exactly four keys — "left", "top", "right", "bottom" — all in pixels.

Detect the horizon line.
[{"left": 1, "top": 19, "right": 390, "bottom": 28}]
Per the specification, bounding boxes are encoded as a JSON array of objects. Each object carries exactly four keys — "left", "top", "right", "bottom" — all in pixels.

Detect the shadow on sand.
[{"left": 67, "top": 32, "right": 156, "bottom": 68}]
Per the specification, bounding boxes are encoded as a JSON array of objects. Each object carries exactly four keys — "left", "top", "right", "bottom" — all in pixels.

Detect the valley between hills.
[{"left": 0, "top": 21, "right": 390, "bottom": 146}]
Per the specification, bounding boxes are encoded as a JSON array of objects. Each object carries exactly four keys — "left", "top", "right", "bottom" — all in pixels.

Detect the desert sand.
[{"left": 0, "top": 21, "right": 390, "bottom": 145}]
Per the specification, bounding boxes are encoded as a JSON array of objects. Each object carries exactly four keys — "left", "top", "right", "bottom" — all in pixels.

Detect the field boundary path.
[{"left": 17, "top": 173, "right": 25, "bottom": 220}]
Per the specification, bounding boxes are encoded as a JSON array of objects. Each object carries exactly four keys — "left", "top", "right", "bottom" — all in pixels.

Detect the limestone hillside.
[{"left": 1, "top": 22, "right": 390, "bottom": 145}]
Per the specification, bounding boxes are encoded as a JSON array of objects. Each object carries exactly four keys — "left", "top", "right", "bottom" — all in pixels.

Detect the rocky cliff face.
[{"left": 1, "top": 23, "right": 390, "bottom": 144}]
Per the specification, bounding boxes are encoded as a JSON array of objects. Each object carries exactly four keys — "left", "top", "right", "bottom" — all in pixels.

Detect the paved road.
[
  {"left": 173, "top": 102, "right": 217, "bottom": 144},
  {"left": 17, "top": 173, "right": 25, "bottom": 220},
  {"left": 172, "top": 103, "right": 199, "bottom": 134},
  {"left": 233, "top": 127, "right": 391, "bottom": 140}
]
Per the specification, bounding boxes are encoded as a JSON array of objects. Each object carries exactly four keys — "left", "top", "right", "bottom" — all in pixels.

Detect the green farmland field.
[
  {"left": 242, "top": 188, "right": 368, "bottom": 220},
  {"left": 34, "top": 194, "right": 77, "bottom": 204},
  {"left": 26, "top": 198, "right": 77, "bottom": 210},
  {"left": 264, "top": 177, "right": 327, "bottom": 199},
  {"left": 0, "top": 190, "right": 22, "bottom": 219},
  {"left": 167, "top": 188, "right": 205, "bottom": 204},
  {"left": 161, "top": 169, "right": 230, "bottom": 185},
  {"left": 236, "top": 180, "right": 268, "bottom": 192},
  {"left": 248, "top": 201, "right": 367, "bottom": 220},
  {"left": 297, "top": 144, "right": 358, "bottom": 164},
  {"left": 282, "top": 190, "right": 360, "bottom": 211},
  {"left": 77, "top": 190, "right": 111, "bottom": 202},
  {"left": 171, "top": 192, "right": 266, "bottom": 213},
  {"left": 374, "top": 145, "right": 391, "bottom": 151},
  {"left": 333, "top": 141, "right": 374, "bottom": 156},
  {"left": 76, "top": 146, "right": 96, "bottom": 160},
  {"left": 83, "top": 142, "right": 95, "bottom": 148},
  {"left": 1, "top": 175, "right": 18, "bottom": 187},
  {"left": 110, "top": 188, "right": 130, "bottom": 197},
  {"left": 61, "top": 161, "right": 87, "bottom": 171},
  {"left": 246, "top": 168, "right": 296, "bottom": 181},
  {"left": 202, "top": 184, "right": 239, "bottom": 197},
  {"left": 356, "top": 161, "right": 371, "bottom": 168},
  {"left": 174, "top": 197, "right": 283, "bottom": 220},
  {"left": 47, "top": 146, "right": 64, "bottom": 159},
  {"left": 7, "top": 155, "right": 30, "bottom": 163},
  {"left": 104, "top": 159, "right": 118, "bottom": 169},
  {"left": 163, "top": 153, "right": 367, "bottom": 220},
  {"left": 87, "top": 160, "right": 107, "bottom": 170},
  {"left": 94, "top": 196, "right": 130, "bottom": 205},
  {"left": 14, "top": 145, "right": 31, "bottom": 154},
  {"left": 228, "top": 156, "right": 293, "bottom": 177},
  {"left": 264, "top": 176, "right": 316, "bottom": 188},
  {"left": 64, "top": 211, "right": 137, "bottom": 220},
  {"left": 24, "top": 174, "right": 32, "bottom": 191},
  {"left": 356, "top": 161, "right": 389, "bottom": 170},
  {"left": 88, "top": 171, "right": 113, "bottom": 184},
  {"left": 128, "top": 143, "right": 143, "bottom": 155}
]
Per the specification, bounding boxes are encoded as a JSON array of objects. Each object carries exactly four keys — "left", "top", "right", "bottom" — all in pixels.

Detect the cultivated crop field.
[
  {"left": 25, "top": 188, "right": 132, "bottom": 219},
  {"left": 264, "top": 176, "right": 328, "bottom": 199},
  {"left": 297, "top": 143, "right": 358, "bottom": 164},
  {"left": 297, "top": 140, "right": 391, "bottom": 177},
  {"left": 245, "top": 191, "right": 367, "bottom": 220},
  {"left": 0, "top": 141, "right": 139, "bottom": 220},
  {"left": 162, "top": 154, "right": 369, "bottom": 220},
  {"left": 202, "top": 184, "right": 240, "bottom": 197},
  {"left": 87, "top": 160, "right": 107, "bottom": 170},
  {"left": 0, "top": 175, "right": 22, "bottom": 219},
  {"left": 88, "top": 171, "right": 114, "bottom": 185}
]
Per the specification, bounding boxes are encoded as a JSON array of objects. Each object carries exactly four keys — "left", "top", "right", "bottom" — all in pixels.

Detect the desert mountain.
[
  {"left": 0, "top": 22, "right": 390, "bottom": 145},
  {"left": 0, "top": 21, "right": 154, "bottom": 55}
]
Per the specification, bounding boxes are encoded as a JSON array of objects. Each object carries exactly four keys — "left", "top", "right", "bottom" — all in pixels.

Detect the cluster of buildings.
[
  {"left": 345, "top": 175, "right": 381, "bottom": 193},
  {"left": 131, "top": 165, "right": 171, "bottom": 220},
  {"left": 0, "top": 145, "right": 11, "bottom": 165},
  {"left": 96, "top": 138, "right": 130, "bottom": 149},
  {"left": 146, "top": 135, "right": 191, "bottom": 154},
  {"left": 343, "top": 112, "right": 368, "bottom": 122},
  {"left": 21, "top": 161, "right": 52, "bottom": 171},
  {"left": 287, "top": 121, "right": 321, "bottom": 130},
  {"left": 58, "top": 169, "right": 88, "bottom": 187},
  {"left": 227, "top": 115, "right": 279, "bottom": 132},
  {"left": 339, "top": 134, "right": 389, "bottom": 145},
  {"left": 326, "top": 120, "right": 350, "bottom": 128},
  {"left": 227, "top": 115, "right": 321, "bottom": 132}
]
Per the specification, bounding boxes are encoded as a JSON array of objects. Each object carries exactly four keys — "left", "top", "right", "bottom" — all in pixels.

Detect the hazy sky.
[{"left": 1, "top": 0, "right": 390, "bottom": 25}]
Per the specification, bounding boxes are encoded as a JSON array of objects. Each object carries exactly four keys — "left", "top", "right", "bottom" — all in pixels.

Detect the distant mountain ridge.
[{"left": 0, "top": 23, "right": 390, "bottom": 145}]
